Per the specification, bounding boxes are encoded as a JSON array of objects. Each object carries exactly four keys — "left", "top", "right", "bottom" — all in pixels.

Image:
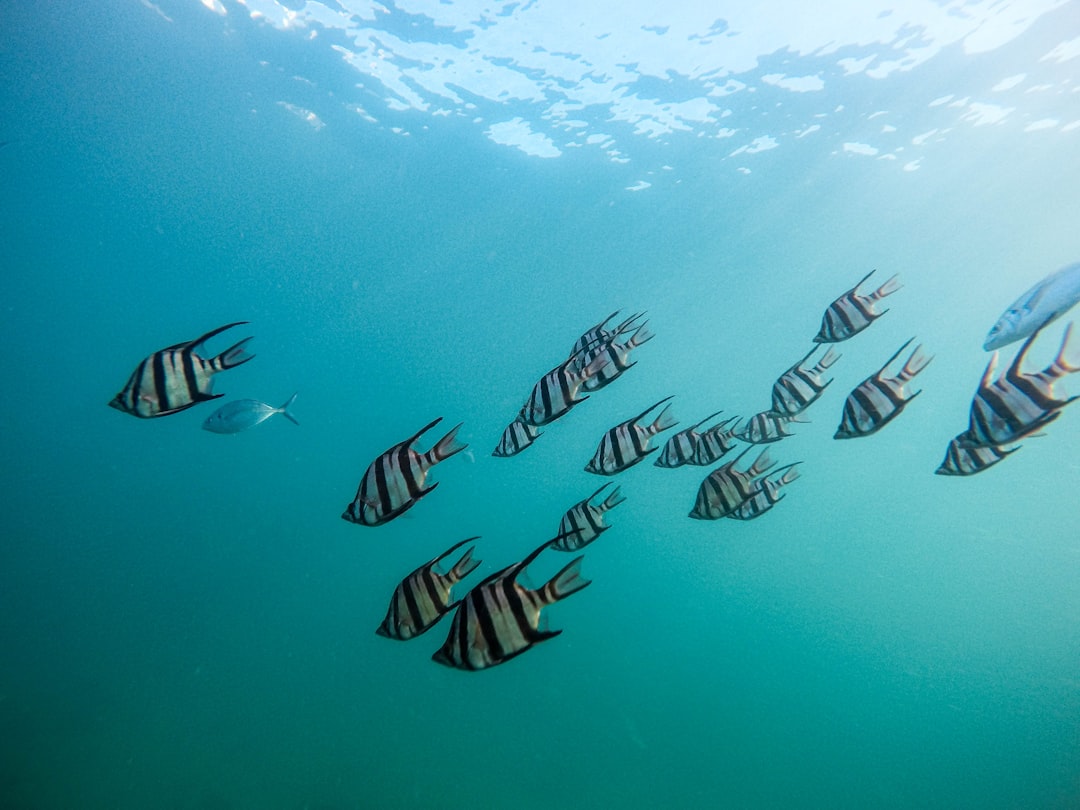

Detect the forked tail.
[
  {"left": 540, "top": 556, "right": 592, "bottom": 604},
  {"left": 870, "top": 273, "right": 902, "bottom": 301},
  {"left": 899, "top": 344, "right": 933, "bottom": 381},
  {"left": 428, "top": 422, "right": 468, "bottom": 464}
]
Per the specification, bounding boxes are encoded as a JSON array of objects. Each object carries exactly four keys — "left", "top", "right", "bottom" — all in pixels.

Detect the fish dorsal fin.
[
  {"left": 389, "top": 416, "right": 444, "bottom": 456},
  {"left": 689, "top": 410, "right": 724, "bottom": 432},
  {"left": 978, "top": 353, "right": 999, "bottom": 391},
  {"left": 428, "top": 536, "right": 481, "bottom": 571},
  {"left": 1008, "top": 329, "right": 1042, "bottom": 379},
  {"left": 477, "top": 540, "right": 551, "bottom": 591},
  {"left": 585, "top": 481, "right": 615, "bottom": 505},
  {"left": 631, "top": 395, "right": 675, "bottom": 426},
  {"left": 185, "top": 321, "right": 248, "bottom": 355},
  {"left": 876, "top": 337, "right": 915, "bottom": 379},
  {"left": 410, "top": 416, "right": 444, "bottom": 446},
  {"left": 849, "top": 269, "right": 877, "bottom": 295},
  {"left": 791, "top": 345, "right": 819, "bottom": 371}
]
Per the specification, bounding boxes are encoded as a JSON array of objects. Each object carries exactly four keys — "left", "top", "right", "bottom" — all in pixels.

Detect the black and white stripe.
[
  {"left": 771, "top": 346, "right": 841, "bottom": 415},
  {"left": 520, "top": 352, "right": 610, "bottom": 427},
  {"left": 728, "top": 464, "right": 801, "bottom": 520},
  {"left": 962, "top": 324, "right": 1079, "bottom": 448},
  {"left": 692, "top": 416, "right": 741, "bottom": 465},
  {"left": 342, "top": 417, "right": 467, "bottom": 527},
  {"left": 568, "top": 311, "right": 644, "bottom": 364},
  {"left": 492, "top": 415, "right": 542, "bottom": 457},
  {"left": 834, "top": 339, "right": 932, "bottom": 439},
  {"left": 109, "top": 322, "right": 254, "bottom": 418},
  {"left": 553, "top": 483, "right": 626, "bottom": 551},
  {"left": 376, "top": 538, "right": 482, "bottom": 640},
  {"left": 689, "top": 447, "right": 777, "bottom": 520},
  {"left": 654, "top": 411, "right": 722, "bottom": 468},
  {"left": 431, "top": 542, "right": 591, "bottom": 671},
  {"left": 935, "top": 434, "right": 1019, "bottom": 477},
  {"left": 580, "top": 321, "right": 654, "bottom": 391},
  {"left": 734, "top": 410, "right": 804, "bottom": 444},
  {"left": 814, "top": 270, "right": 902, "bottom": 343},
  {"left": 585, "top": 396, "right": 678, "bottom": 475}
]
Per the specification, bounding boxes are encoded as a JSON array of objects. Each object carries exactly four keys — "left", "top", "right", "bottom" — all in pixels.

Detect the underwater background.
[{"left": 2, "top": 0, "right": 1080, "bottom": 807}]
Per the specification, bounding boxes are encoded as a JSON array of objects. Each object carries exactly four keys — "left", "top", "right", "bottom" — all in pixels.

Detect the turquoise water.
[{"left": 3, "top": 1, "right": 1080, "bottom": 807}]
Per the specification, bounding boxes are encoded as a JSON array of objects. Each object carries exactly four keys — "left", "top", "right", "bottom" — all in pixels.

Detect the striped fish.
[
  {"left": 341, "top": 417, "right": 467, "bottom": 527},
  {"left": 834, "top": 339, "right": 932, "bottom": 439},
  {"left": 376, "top": 537, "right": 482, "bottom": 640},
  {"left": 581, "top": 321, "right": 655, "bottom": 391},
  {"left": 814, "top": 270, "right": 902, "bottom": 343},
  {"left": 734, "top": 410, "right": 805, "bottom": 444},
  {"left": 109, "top": 322, "right": 254, "bottom": 418},
  {"left": 692, "top": 416, "right": 741, "bottom": 466},
  {"left": 585, "top": 396, "right": 678, "bottom": 475},
  {"left": 962, "top": 323, "right": 1079, "bottom": 448},
  {"left": 553, "top": 482, "right": 626, "bottom": 551},
  {"left": 689, "top": 447, "right": 777, "bottom": 520},
  {"left": 520, "top": 352, "right": 611, "bottom": 427},
  {"left": 492, "top": 414, "right": 541, "bottom": 458},
  {"left": 771, "top": 346, "right": 841, "bottom": 415},
  {"left": 728, "top": 464, "right": 801, "bottom": 520},
  {"left": 654, "top": 411, "right": 723, "bottom": 468},
  {"left": 935, "top": 434, "right": 1019, "bottom": 477},
  {"left": 431, "top": 541, "right": 591, "bottom": 671},
  {"left": 568, "top": 311, "right": 644, "bottom": 363}
]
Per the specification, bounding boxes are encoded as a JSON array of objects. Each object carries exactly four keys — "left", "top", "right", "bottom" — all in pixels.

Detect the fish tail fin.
[
  {"left": 748, "top": 448, "right": 776, "bottom": 477},
  {"left": 581, "top": 350, "right": 611, "bottom": 382},
  {"left": 818, "top": 346, "right": 842, "bottom": 370},
  {"left": 649, "top": 401, "right": 678, "bottom": 435},
  {"left": 872, "top": 273, "right": 902, "bottom": 300},
  {"left": 627, "top": 322, "right": 655, "bottom": 349},
  {"left": 541, "top": 556, "right": 591, "bottom": 604},
  {"left": 214, "top": 337, "right": 255, "bottom": 370},
  {"left": 601, "top": 485, "right": 627, "bottom": 511},
  {"left": 900, "top": 344, "right": 933, "bottom": 380},
  {"left": 776, "top": 463, "right": 802, "bottom": 486},
  {"left": 450, "top": 546, "right": 481, "bottom": 582},
  {"left": 279, "top": 392, "right": 299, "bottom": 426},
  {"left": 428, "top": 422, "right": 468, "bottom": 464}
]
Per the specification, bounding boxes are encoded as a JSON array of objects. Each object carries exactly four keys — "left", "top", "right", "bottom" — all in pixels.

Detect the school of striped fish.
[{"left": 109, "top": 263, "right": 1080, "bottom": 671}]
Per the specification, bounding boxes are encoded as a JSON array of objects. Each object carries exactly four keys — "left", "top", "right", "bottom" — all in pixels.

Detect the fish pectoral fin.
[
  {"left": 155, "top": 401, "right": 202, "bottom": 417},
  {"left": 380, "top": 499, "right": 420, "bottom": 523}
]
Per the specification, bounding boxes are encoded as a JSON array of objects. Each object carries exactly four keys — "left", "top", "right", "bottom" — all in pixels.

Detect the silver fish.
[
  {"left": 202, "top": 393, "right": 299, "bottom": 434},
  {"left": 984, "top": 261, "right": 1080, "bottom": 351}
]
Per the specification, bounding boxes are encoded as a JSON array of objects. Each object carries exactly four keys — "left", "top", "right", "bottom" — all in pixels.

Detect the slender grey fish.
[
  {"left": 202, "top": 393, "right": 299, "bottom": 434},
  {"left": 984, "top": 261, "right": 1080, "bottom": 350}
]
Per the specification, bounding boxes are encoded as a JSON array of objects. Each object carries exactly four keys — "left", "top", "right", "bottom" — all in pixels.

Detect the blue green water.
[{"left": 3, "top": 1, "right": 1080, "bottom": 807}]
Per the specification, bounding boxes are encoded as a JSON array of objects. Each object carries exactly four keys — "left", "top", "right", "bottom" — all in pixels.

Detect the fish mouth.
[{"left": 107, "top": 396, "right": 126, "bottom": 411}]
